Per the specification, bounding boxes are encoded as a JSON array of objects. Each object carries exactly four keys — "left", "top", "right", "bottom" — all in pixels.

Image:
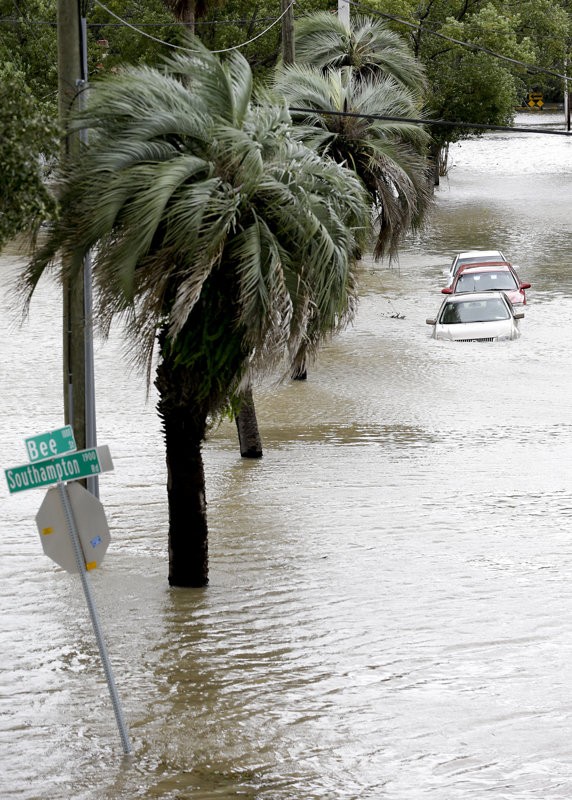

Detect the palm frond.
[
  {"left": 275, "top": 64, "right": 432, "bottom": 259},
  {"left": 294, "top": 12, "right": 427, "bottom": 98}
]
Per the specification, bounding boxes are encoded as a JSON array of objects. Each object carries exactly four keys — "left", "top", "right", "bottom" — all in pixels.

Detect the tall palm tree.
[
  {"left": 274, "top": 64, "right": 431, "bottom": 260},
  {"left": 293, "top": 12, "right": 427, "bottom": 100},
  {"left": 22, "top": 41, "right": 370, "bottom": 587}
]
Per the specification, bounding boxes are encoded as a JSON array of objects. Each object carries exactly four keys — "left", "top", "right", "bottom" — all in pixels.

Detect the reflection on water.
[{"left": 2, "top": 113, "right": 572, "bottom": 799}]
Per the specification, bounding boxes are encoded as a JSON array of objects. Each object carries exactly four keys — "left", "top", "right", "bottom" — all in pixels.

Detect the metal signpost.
[{"left": 4, "top": 427, "right": 132, "bottom": 755}]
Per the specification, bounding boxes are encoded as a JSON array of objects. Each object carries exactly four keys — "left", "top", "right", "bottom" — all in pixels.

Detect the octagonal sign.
[{"left": 35, "top": 483, "right": 111, "bottom": 573}]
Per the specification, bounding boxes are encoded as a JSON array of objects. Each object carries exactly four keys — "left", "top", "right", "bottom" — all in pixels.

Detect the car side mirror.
[
  {"left": 441, "top": 288, "right": 453, "bottom": 294},
  {"left": 426, "top": 318, "right": 436, "bottom": 325},
  {"left": 514, "top": 312, "right": 525, "bottom": 319},
  {"left": 520, "top": 282, "right": 531, "bottom": 289}
]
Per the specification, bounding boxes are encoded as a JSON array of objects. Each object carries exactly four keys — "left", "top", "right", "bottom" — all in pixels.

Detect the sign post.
[
  {"left": 4, "top": 427, "right": 132, "bottom": 755},
  {"left": 55, "top": 480, "right": 131, "bottom": 755}
]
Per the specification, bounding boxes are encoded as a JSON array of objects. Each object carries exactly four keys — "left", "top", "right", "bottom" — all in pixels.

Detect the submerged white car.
[{"left": 426, "top": 291, "right": 524, "bottom": 342}]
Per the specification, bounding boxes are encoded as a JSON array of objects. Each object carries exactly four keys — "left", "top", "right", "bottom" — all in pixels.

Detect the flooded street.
[{"left": 2, "top": 113, "right": 572, "bottom": 799}]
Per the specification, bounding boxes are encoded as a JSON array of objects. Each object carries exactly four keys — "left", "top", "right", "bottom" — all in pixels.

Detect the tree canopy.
[
  {"left": 0, "top": 62, "right": 58, "bottom": 250},
  {"left": 368, "top": 0, "right": 571, "bottom": 145},
  {"left": 3, "top": 0, "right": 571, "bottom": 245}
]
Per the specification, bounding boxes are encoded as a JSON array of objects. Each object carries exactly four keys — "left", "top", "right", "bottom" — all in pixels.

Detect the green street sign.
[
  {"left": 5, "top": 446, "right": 113, "bottom": 494},
  {"left": 25, "top": 426, "right": 77, "bottom": 463}
]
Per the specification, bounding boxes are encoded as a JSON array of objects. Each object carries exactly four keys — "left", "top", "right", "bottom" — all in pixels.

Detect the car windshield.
[
  {"left": 455, "top": 271, "right": 517, "bottom": 293},
  {"left": 440, "top": 298, "right": 511, "bottom": 324}
]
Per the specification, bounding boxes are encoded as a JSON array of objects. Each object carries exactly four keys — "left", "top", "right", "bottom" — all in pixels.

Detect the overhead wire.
[
  {"left": 345, "top": 0, "right": 571, "bottom": 83},
  {"left": 288, "top": 0, "right": 570, "bottom": 135},
  {"left": 7, "top": 0, "right": 568, "bottom": 135},
  {"left": 288, "top": 107, "right": 571, "bottom": 136},
  {"left": 92, "top": 0, "right": 293, "bottom": 53},
  {"left": 5, "top": 0, "right": 569, "bottom": 81}
]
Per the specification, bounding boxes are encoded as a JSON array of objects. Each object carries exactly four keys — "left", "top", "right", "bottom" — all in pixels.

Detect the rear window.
[{"left": 455, "top": 271, "right": 517, "bottom": 293}]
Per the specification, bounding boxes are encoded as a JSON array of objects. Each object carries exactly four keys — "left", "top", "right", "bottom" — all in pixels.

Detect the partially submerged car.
[
  {"left": 426, "top": 291, "right": 524, "bottom": 341},
  {"left": 444, "top": 249, "right": 507, "bottom": 285},
  {"left": 442, "top": 262, "right": 531, "bottom": 305}
]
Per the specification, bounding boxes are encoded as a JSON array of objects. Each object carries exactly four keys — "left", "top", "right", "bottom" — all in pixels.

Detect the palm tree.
[
  {"left": 274, "top": 63, "right": 432, "bottom": 260},
  {"left": 22, "top": 41, "right": 370, "bottom": 587},
  {"left": 293, "top": 12, "right": 427, "bottom": 100}
]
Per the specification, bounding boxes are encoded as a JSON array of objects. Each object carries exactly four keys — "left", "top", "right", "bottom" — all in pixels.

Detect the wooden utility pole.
[
  {"left": 57, "top": 0, "right": 85, "bottom": 444},
  {"left": 281, "top": 0, "right": 294, "bottom": 65},
  {"left": 57, "top": 0, "right": 98, "bottom": 493}
]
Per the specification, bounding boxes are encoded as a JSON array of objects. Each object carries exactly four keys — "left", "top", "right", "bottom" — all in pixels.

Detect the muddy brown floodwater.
[{"left": 1, "top": 113, "right": 572, "bottom": 799}]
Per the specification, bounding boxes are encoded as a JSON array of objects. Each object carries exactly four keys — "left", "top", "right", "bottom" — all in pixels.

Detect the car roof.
[
  {"left": 443, "top": 290, "right": 509, "bottom": 304},
  {"left": 456, "top": 250, "right": 504, "bottom": 259},
  {"left": 456, "top": 262, "right": 513, "bottom": 274}
]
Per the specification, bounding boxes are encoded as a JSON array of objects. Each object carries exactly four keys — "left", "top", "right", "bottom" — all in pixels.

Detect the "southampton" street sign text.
[{"left": 5, "top": 446, "right": 113, "bottom": 494}]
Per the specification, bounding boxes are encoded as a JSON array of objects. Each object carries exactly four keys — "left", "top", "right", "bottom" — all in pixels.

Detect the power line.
[
  {"left": 4, "top": 1, "right": 570, "bottom": 83},
  {"left": 346, "top": 0, "right": 571, "bottom": 83},
  {"left": 92, "top": 0, "right": 293, "bottom": 53},
  {"left": 0, "top": 16, "right": 283, "bottom": 28},
  {"left": 288, "top": 107, "right": 571, "bottom": 136}
]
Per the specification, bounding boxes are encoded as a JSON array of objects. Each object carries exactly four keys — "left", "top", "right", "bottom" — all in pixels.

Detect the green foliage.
[
  {"left": 23, "top": 41, "right": 370, "bottom": 409},
  {"left": 0, "top": 62, "right": 58, "bottom": 251},
  {"left": 0, "top": 0, "right": 58, "bottom": 107},
  {"left": 293, "top": 11, "right": 427, "bottom": 98},
  {"left": 86, "top": 0, "right": 178, "bottom": 76},
  {"left": 275, "top": 61, "right": 431, "bottom": 259},
  {"left": 430, "top": 51, "right": 519, "bottom": 143},
  {"left": 368, "top": 0, "right": 572, "bottom": 145},
  {"left": 506, "top": 0, "right": 571, "bottom": 98}
]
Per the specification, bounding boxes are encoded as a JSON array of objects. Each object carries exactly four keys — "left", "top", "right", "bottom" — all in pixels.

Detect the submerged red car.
[{"left": 441, "top": 262, "right": 531, "bottom": 305}]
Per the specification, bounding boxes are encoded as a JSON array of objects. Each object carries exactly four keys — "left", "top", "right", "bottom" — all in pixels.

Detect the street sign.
[
  {"left": 25, "top": 425, "right": 76, "bottom": 463},
  {"left": 36, "top": 482, "right": 111, "bottom": 572},
  {"left": 5, "top": 445, "right": 113, "bottom": 494},
  {"left": 527, "top": 92, "right": 544, "bottom": 108},
  {"left": 4, "top": 429, "right": 131, "bottom": 753}
]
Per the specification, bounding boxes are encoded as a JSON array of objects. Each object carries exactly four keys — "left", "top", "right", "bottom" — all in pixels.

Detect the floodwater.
[{"left": 1, "top": 112, "right": 572, "bottom": 799}]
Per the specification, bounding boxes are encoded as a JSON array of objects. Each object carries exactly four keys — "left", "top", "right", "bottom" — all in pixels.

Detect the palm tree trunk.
[
  {"left": 429, "top": 141, "right": 441, "bottom": 187},
  {"left": 181, "top": 1, "right": 195, "bottom": 32},
  {"left": 156, "top": 355, "right": 209, "bottom": 587},
  {"left": 291, "top": 359, "right": 307, "bottom": 380},
  {"left": 235, "top": 386, "right": 263, "bottom": 458}
]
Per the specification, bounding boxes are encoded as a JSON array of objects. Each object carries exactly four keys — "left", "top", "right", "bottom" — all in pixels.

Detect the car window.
[
  {"left": 456, "top": 271, "right": 517, "bottom": 292},
  {"left": 440, "top": 298, "right": 510, "bottom": 324}
]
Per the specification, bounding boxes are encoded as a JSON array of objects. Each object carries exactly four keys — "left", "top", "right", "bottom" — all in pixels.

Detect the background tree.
[
  {"left": 369, "top": 0, "right": 571, "bottom": 173},
  {"left": 293, "top": 11, "right": 427, "bottom": 97},
  {"left": 161, "top": 0, "right": 225, "bottom": 33},
  {"left": 22, "top": 41, "right": 370, "bottom": 587},
  {"left": 0, "top": 0, "right": 59, "bottom": 105},
  {"left": 275, "top": 12, "right": 432, "bottom": 261},
  {"left": 0, "top": 62, "right": 58, "bottom": 252},
  {"left": 504, "top": 0, "right": 571, "bottom": 101}
]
